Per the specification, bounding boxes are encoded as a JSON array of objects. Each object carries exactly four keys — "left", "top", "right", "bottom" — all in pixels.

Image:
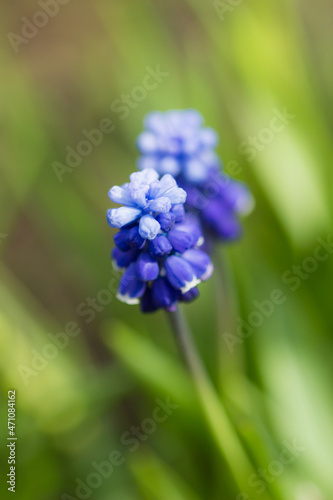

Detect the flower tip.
[
  {"left": 112, "top": 260, "right": 124, "bottom": 272},
  {"left": 116, "top": 293, "right": 140, "bottom": 305},
  {"left": 107, "top": 207, "right": 142, "bottom": 229},
  {"left": 139, "top": 214, "right": 161, "bottom": 240},
  {"left": 201, "top": 262, "right": 214, "bottom": 281},
  {"left": 180, "top": 277, "right": 201, "bottom": 294}
]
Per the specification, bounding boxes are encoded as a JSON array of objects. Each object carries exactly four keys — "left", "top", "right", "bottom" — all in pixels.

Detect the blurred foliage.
[{"left": 0, "top": 0, "right": 333, "bottom": 499}]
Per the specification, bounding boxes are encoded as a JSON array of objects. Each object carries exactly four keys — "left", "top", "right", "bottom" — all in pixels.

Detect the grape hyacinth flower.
[
  {"left": 137, "top": 109, "right": 254, "bottom": 242},
  {"left": 107, "top": 169, "right": 213, "bottom": 312},
  {"left": 106, "top": 132, "right": 258, "bottom": 496}
]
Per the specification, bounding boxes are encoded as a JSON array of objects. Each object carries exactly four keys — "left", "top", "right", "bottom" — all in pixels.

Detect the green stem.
[
  {"left": 213, "top": 250, "right": 245, "bottom": 385},
  {"left": 167, "top": 307, "right": 275, "bottom": 500}
]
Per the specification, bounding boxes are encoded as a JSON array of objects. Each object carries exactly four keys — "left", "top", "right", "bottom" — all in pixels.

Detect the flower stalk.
[{"left": 167, "top": 306, "right": 275, "bottom": 500}]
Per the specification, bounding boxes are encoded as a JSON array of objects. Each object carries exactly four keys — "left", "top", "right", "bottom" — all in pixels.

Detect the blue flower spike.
[
  {"left": 137, "top": 110, "right": 220, "bottom": 183},
  {"left": 107, "top": 168, "right": 214, "bottom": 312},
  {"left": 137, "top": 110, "right": 254, "bottom": 242}
]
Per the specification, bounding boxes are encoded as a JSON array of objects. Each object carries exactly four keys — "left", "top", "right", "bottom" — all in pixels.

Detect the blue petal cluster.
[
  {"left": 137, "top": 110, "right": 254, "bottom": 241},
  {"left": 107, "top": 170, "right": 214, "bottom": 312},
  {"left": 107, "top": 169, "right": 186, "bottom": 241},
  {"left": 185, "top": 170, "right": 254, "bottom": 241},
  {"left": 137, "top": 110, "right": 220, "bottom": 184}
]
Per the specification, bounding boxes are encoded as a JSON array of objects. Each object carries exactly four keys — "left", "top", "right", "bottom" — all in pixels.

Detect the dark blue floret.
[
  {"left": 112, "top": 247, "right": 140, "bottom": 269},
  {"left": 164, "top": 255, "right": 200, "bottom": 293},
  {"left": 136, "top": 252, "right": 159, "bottom": 281},
  {"left": 114, "top": 226, "right": 146, "bottom": 251},
  {"left": 175, "top": 217, "right": 203, "bottom": 247},
  {"left": 201, "top": 198, "right": 242, "bottom": 240},
  {"left": 149, "top": 235, "right": 173, "bottom": 258},
  {"left": 168, "top": 229, "right": 193, "bottom": 253},
  {"left": 117, "top": 263, "right": 146, "bottom": 304},
  {"left": 114, "top": 230, "right": 132, "bottom": 251},
  {"left": 180, "top": 287, "right": 199, "bottom": 302},
  {"left": 150, "top": 277, "right": 179, "bottom": 310},
  {"left": 140, "top": 286, "right": 158, "bottom": 313},
  {"left": 156, "top": 212, "right": 176, "bottom": 231},
  {"left": 182, "top": 249, "right": 214, "bottom": 281},
  {"left": 171, "top": 204, "right": 185, "bottom": 222}
]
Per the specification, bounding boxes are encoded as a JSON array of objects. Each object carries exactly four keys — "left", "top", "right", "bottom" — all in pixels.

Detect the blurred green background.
[{"left": 1, "top": 0, "right": 333, "bottom": 499}]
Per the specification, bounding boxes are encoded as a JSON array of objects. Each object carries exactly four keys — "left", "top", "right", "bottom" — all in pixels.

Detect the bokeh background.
[{"left": 0, "top": 0, "right": 333, "bottom": 499}]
